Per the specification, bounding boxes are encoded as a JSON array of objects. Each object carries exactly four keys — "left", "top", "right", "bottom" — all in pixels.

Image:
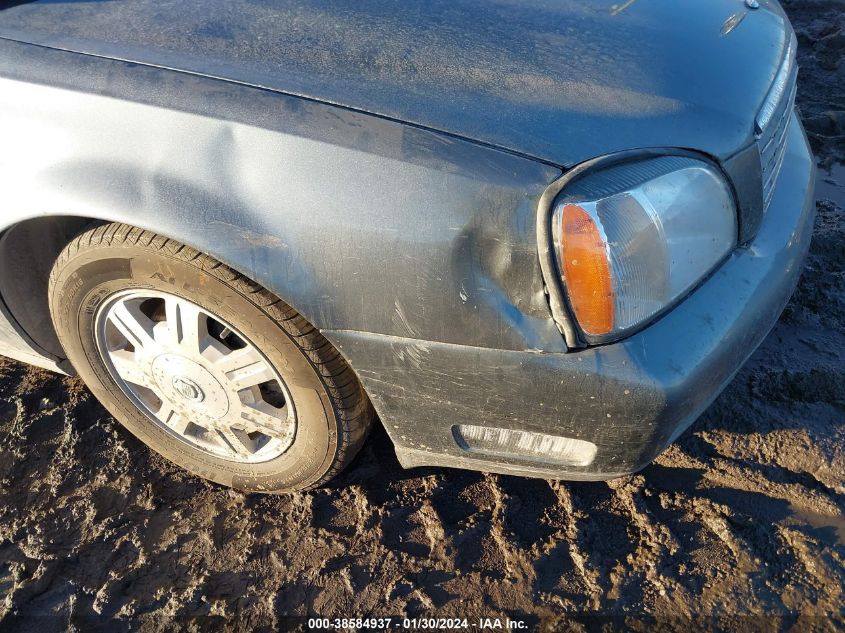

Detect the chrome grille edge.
[{"left": 756, "top": 32, "right": 798, "bottom": 211}]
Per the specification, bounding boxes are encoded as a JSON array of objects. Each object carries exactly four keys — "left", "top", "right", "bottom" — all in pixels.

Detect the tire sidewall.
[{"left": 51, "top": 245, "right": 340, "bottom": 492}]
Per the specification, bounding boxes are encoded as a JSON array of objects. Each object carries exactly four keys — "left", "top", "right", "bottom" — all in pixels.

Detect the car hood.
[{"left": 0, "top": 0, "right": 792, "bottom": 167}]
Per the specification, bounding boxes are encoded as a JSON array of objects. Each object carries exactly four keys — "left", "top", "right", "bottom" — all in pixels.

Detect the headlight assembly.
[{"left": 551, "top": 156, "right": 737, "bottom": 343}]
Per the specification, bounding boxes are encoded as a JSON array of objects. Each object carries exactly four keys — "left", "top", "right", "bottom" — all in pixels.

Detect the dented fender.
[{"left": 0, "top": 40, "right": 565, "bottom": 358}]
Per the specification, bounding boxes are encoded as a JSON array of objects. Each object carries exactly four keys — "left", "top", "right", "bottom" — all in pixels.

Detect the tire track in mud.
[{"left": 1, "top": 0, "right": 844, "bottom": 627}]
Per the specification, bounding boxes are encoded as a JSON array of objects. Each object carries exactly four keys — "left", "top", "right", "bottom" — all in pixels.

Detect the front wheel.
[{"left": 48, "top": 223, "right": 373, "bottom": 492}]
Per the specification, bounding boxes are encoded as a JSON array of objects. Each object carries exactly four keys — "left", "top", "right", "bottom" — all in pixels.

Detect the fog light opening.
[{"left": 452, "top": 424, "right": 597, "bottom": 467}]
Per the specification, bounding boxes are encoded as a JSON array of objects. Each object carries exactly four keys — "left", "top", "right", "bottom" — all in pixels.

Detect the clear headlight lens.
[{"left": 552, "top": 156, "right": 737, "bottom": 342}]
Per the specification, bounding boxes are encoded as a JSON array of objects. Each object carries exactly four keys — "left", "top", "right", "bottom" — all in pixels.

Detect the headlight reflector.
[{"left": 552, "top": 156, "right": 737, "bottom": 341}]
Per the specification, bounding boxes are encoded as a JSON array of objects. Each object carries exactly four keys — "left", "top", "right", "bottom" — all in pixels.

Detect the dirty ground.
[{"left": 1, "top": 1, "right": 843, "bottom": 630}]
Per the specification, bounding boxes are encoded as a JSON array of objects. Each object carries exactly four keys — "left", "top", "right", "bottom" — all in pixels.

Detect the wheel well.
[{"left": 0, "top": 216, "right": 99, "bottom": 359}]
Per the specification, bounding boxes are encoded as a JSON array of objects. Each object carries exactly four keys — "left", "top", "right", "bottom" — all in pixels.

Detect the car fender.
[{"left": 0, "top": 40, "right": 566, "bottom": 358}]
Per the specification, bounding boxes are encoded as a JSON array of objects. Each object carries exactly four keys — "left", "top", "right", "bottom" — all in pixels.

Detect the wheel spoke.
[
  {"left": 163, "top": 296, "right": 206, "bottom": 353},
  {"left": 108, "top": 349, "right": 155, "bottom": 390},
  {"left": 216, "top": 427, "right": 253, "bottom": 458},
  {"left": 108, "top": 301, "right": 158, "bottom": 354},
  {"left": 215, "top": 347, "right": 275, "bottom": 390},
  {"left": 157, "top": 404, "right": 190, "bottom": 434},
  {"left": 239, "top": 402, "right": 292, "bottom": 441},
  {"left": 213, "top": 346, "right": 264, "bottom": 373}
]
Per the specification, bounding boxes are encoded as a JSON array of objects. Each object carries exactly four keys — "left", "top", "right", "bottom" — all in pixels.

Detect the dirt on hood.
[{"left": 0, "top": 0, "right": 843, "bottom": 630}]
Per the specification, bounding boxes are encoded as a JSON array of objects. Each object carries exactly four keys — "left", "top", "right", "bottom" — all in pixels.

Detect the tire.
[{"left": 48, "top": 222, "right": 374, "bottom": 492}]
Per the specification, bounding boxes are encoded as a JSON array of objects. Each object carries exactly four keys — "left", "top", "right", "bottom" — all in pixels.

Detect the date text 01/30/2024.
[{"left": 307, "top": 617, "right": 529, "bottom": 629}]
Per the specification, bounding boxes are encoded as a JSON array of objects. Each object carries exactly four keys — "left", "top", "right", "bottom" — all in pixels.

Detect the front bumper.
[{"left": 326, "top": 114, "right": 816, "bottom": 480}]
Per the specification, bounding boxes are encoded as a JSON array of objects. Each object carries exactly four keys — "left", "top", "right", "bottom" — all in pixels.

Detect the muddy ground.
[{"left": 1, "top": 1, "right": 844, "bottom": 630}]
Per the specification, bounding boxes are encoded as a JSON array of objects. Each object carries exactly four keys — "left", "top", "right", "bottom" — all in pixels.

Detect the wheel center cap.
[
  {"left": 151, "top": 353, "right": 229, "bottom": 419},
  {"left": 172, "top": 376, "right": 204, "bottom": 403}
]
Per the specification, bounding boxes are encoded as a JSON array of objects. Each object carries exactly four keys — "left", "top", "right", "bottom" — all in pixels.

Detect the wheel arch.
[
  {"left": 0, "top": 211, "right": 339, "bottom": 373},
  {"left": 0, "top": 215, "right": 95, "bottom": 360}
]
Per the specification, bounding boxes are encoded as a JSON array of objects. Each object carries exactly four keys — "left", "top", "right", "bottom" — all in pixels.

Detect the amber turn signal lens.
[{"left": 559, "top": 204, "right": 614, "bottom": 336}]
